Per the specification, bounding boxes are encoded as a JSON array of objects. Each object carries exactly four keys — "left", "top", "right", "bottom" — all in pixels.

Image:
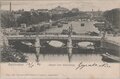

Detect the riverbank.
[
  {"left": 106, "top": 36, "right": 120, "bottom": 46},
  {"left": 0, "top": 30, "right": 4, "bottom": 48},
  {"left": 103, "top": 36, "right": 120, "bottom": 56}
]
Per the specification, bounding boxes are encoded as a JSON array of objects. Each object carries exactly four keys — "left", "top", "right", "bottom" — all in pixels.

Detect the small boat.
[
  {"left": 86, "top": 44, "right": 95, "bottom": 50},
  {"left": 21, "top": 41, "right": 33, "bottom": 46},
  {"left": 78, "top": 42, "right": 94, "bottom": 49},
  {"left": 101, "top": 52, "right": 120, "bottom": 62},
  {"left": 47, "top": 40, "right": 65, "bottom": 48}
]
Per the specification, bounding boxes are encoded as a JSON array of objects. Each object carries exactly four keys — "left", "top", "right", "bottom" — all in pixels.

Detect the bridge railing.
[
  {"left": 7, "top": 32, "right": 101, "bottom": 37},
  {"left": 18, "top": 32, "right": 62, "bottom": 35}
]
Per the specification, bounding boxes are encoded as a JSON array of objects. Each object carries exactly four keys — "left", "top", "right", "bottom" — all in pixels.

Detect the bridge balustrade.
[
  {"left": 7, "top": 32, "right": 100, "bottom": 37},
  {"left": 17, "top": 32, "right": 61, "bottom": 35}
]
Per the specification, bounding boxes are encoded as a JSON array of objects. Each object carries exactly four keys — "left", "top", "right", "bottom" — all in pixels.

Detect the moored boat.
[
  {"left": 101, "top": 52, "right": 120, "bottom": 62},
  {"left": 78, "top": 42, "right": 95, "bottom": 50}
]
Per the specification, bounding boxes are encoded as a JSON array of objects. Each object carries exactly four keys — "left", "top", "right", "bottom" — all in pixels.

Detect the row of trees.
[
  {"left": 1, "top": 46, "right": 27, "bottom": 62},
  {"left": 1, "top": 10, "right": 85, "bottom": 28},
  {"left": 51, "top": 11, "right": 80, "bottom": 20},
  {"left": 17, "top": 11, "right": 82, "bottom": 25},
  {"left": 1, "top": 11, "right": 51, "bottom": 28},
  {"left": 94, "top": 8, "right": 120, "bottom": 36},
  {"left": 103, "top": 8, "right": 120, "bottom": 33},
  {"left": 17, "top": 12, "right": 51, "bottom": 26},
  {"left": 1, "top": 11, "right": 17, "bottom": 28}
]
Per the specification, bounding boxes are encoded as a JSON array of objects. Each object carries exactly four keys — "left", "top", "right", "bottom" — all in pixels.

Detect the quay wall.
[{"left": 103, "top": 39, "right": 120, "bottom": 56}]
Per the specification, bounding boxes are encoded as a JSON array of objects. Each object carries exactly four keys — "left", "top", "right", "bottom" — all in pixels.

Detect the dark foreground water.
[
  {"left": 25, "top": 53, "right": 103, "bottom": 63},
  {"left": 11, "top": 42, "right": 104, "bottom": 62},
  {"left": 18, "top": 47, "right": 103, "bottom": 62}
]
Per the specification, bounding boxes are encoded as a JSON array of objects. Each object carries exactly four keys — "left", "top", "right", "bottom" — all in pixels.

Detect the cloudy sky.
[{"left": 1, "top": 0, "right": 120, "bottom": 11}]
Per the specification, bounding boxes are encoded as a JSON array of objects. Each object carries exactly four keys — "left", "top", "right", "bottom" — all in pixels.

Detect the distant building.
[
  {"left": 37, "top": 9, "right": 49, "bottom": 13},
  {"left": 30, "top": 9, "right": 39, "bottom": 15},
  {"left": 14, "top": 13, "right": 21, "bottom": 20},
  {"left": 85, "top": 10, "right": 103, "bottom": 20},
  {"left": 30, "top": 9, "right": 35, "bottom": 12},
  {"left": 18, "top": 9, "right": 25, "bottom": 13},
  {"left": 50, "top": 6, "right": 69, "bottom": 14},
  {"left": 92, "top": 11, "right": 103, "bottom": 18},
  {"left": 30, "top": 9, "right": 49, "bottom": 16},
  {"left": 71, "top": 8, "right": 79, "bottom": 13}
]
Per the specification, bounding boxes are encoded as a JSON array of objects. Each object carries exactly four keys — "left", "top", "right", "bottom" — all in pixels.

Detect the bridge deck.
[{"left": 7, "top": 35, "right": 102, "bottom": 41}]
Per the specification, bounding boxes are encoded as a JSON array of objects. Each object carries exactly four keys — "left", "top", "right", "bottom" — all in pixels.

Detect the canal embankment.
[{"left": 103, "top": 36, "right": 120, "bottom": 56}]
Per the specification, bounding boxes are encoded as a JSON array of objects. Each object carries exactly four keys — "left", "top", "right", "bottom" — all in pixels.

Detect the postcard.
[{"left": 0, "top": 0, "right": 120, "bottom": 79}]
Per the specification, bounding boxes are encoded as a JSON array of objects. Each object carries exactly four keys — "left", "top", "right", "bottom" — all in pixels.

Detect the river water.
[
  {"left": 19, "top": 20, "right": 104, "bottom": 62},
  {"left": 25, "top": 52, "right": 103, "bottom": 63}
]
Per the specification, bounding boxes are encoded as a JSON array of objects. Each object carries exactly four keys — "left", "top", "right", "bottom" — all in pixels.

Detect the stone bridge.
[{"left": 6, "top": 33, "right": 102, "bottom": 62}]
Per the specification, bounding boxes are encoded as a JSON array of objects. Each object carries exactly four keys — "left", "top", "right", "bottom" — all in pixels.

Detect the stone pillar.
[
  {"left": 100, "top": 31, "right": 106, "bottom": 53},
  {"left": 3, "top": 35, "right": 9, "bottom": 46},
  {"left": 67, "top": 36, "right": 73, "bottom": 62},
  {"left": 35, "top": 36, "right": 41, "bottom": 62}
]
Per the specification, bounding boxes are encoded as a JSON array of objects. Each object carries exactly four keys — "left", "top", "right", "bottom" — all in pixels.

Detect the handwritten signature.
[
  {"left": 75, "top": 62, "right": 111, "bottom": 70},
  {"left": 26, "top": 62, "right": 111, "bottom": 69}
]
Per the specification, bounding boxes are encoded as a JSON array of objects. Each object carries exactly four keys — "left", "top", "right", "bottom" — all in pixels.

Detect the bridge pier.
[
  {"left": 35, "top": 36, "right": 41, "bottom": 62},
  {"left": 67, "top": 36, "right": 73, "bottom": 62},
  {"left": 100, "top": 32, "right": 106, "bottom": 52},
  {"left": 3, "top": 35, "right": 9, "bottom": 46}
]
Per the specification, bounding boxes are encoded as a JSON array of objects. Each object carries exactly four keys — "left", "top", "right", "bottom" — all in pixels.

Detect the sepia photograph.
[{"left": 0, "top": 0, "right": 120, "bottom": 79}]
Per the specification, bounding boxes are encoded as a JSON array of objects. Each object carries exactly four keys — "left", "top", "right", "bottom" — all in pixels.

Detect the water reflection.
[
  {"left": 24, "top": 47, "right": 103, "bottom": 62},
  {"left": 25, "top": 53, "right": 103, "bottom": 63},
  {"left": 11, "top": 42, "right": 104, "bottom": 62}
]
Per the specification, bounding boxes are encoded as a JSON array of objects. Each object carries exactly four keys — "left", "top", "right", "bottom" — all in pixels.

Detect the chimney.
[{"left": 10, "top": 2, "right": 11, "bottom": 12}]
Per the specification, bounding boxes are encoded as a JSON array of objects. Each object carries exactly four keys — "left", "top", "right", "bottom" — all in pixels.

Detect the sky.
[{"left": 0, "top": 0, "right": 120, "bottom": 11}]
